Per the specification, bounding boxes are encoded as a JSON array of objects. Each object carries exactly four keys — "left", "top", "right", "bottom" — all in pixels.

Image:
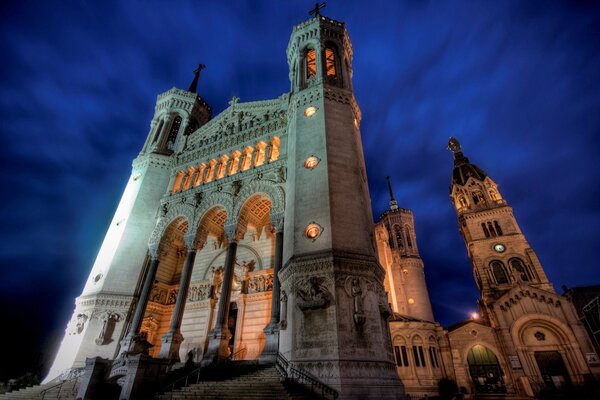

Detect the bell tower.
[
  {"left": 279, "top": 6, "right": 405, "bottom": 399},
  {"left": 447, "top": 137, "right": 554, "bottom": 303}
]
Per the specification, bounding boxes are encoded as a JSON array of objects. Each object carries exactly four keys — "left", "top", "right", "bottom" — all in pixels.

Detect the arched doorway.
[{"left": 467, "top": 345, "right": 506, "bottom": 393}]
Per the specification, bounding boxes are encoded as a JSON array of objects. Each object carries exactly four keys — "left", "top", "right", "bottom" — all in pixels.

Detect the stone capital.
[
  {"left": 270, "top": 212, "right": 284, "bottom": 233},
  {"left": 224, "top": 223, "right": 245, "bottom": 243}
]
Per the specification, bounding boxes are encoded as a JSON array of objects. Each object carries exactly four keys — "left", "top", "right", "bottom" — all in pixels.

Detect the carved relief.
[
  {"left": 95, "top": 312, "right": 123, "bottom": 345},
  {"left": 296, "top": 276, "right": 331, "bottom": 311},
  {"left": 248, "top": 272, "right": 274, "bottom": 294},
  {"left": 188, "top": 280, "right": 213, "bottom": 302}
]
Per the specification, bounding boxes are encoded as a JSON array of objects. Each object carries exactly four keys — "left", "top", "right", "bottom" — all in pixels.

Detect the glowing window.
[
  {"left": 254, "top": 141, "right": 266, "bottom": 167},
  {"left": 204, "top": 160, "right": 217, "bottom": 183},
  {"left": 172, "top": 171, "right": 184, "bottom": 193},
  {"left": 241, "top": 146, "right": 253, "bottom": 171},
  {"left": 193, "top": 164, "right": 205, "bottom": 187},
  {"left": 269, "top": 137, "right": 280, "bottom": 162},
  {"left": 407, "top": 298, "right": 415, "bottom": 305},
  {"left": 182, "top": 166, "right": 195, "bottom": 190},
  {"left": 229, "top": 151, "right": 241, "bottom": 175},
  {"left": 304, "top": 106, "right": 317, "bottom": 117},
  {"left": 306, "top": 49, "right": 317, "bottom": 78},
  {"left": 216, "top": 155, "right": 229, "bottom": 180},
  {"left": 325, "top": 48, "right": 336, "bottom": 77}
]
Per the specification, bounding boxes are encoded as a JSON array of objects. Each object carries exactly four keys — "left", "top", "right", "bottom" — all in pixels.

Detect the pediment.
[{"left": 495, "top": 285, "right": 562, "bottom": 312}]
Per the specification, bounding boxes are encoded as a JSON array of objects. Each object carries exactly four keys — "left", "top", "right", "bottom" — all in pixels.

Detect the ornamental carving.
[
  {"left": 68, "top": 313, "right": 88, "bottom": 335},
  {"left": 188, "top": 280, "right": 213, "bottom": 302},
  {"left": 248, "top": 273, "right": 273, "bottom": 294},
  {"left": 296, "top": 276, "right": 331, "bottom": 311},
  {"left": 95, "top": 312, "right": 123, "bottom": 345}
]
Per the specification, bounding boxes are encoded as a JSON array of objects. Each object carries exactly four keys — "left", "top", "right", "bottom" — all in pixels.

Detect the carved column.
[
  {"left": 201, "top": 223, "right": 243, "bottom": 366},
  {"left": 158, "top": 234, "right": 202, "bottom": 361},
  {"left": 119, "top": 248, "right": 162, "bottom": 355},
  {"left": 259, "top": 213, "right": 284, "bottom": 363}
]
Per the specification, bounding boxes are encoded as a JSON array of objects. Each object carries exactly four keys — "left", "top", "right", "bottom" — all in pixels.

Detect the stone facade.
[{"left": 43, "top": 9, "right": 599, "bottom": 400}]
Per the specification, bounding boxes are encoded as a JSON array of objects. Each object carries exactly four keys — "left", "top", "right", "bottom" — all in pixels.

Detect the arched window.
[
  {"left": 229, "top": 151, "right": 241, "bottom": 176},
  {"left": 216, "top": 155, "right": 229, "bottom": 180},
  {"left": 269, "top": 136, "right": 280, "bottom": 162},
  {"left": 394, "top": 225, "right": 404, "bottom": 249},
  {"left": 510, "top": 258, "right": 532, "bottom": 282},
  {"left": 404, "top": 225, "right": 413, "bottom": 248},
  {"left": 472, "top": 191, "right": 485, "bottom": 205},
  {"left": 490, "top": 261, "right": 509, "bottom": 285},
  {"left": 325, "top": 47, "right": 336, "bottom": 77},
  {"left": 240, "top": 146, "right": 253, "bottom": 171},
  {"left": 487, "top": 221, "right": 497, "bottom": 237},
  {"left": 305, "top": 48, "right": 317, "bottom": 78},
  {"left": 152, "top": 119, "right": 164, "bottom": 144},
  {"left": 254, "top": 141, "right": 267, "bottom": 167},
  {"left": 494, "top": 221, "right": 503, "bottom": 236},
  {"left": 481, "top": 223, "right": 490, "bottom": 238},
  {"left": 167, "top": 116, "right": 182, "bottom": 144}
]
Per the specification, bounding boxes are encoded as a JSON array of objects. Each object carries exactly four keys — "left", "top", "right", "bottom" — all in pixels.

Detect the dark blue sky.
[{"left": 1, "top": 1, "right": 599, "bottom": 379}]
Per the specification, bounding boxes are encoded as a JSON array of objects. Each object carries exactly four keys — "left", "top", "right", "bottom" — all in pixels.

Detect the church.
[{"left": 38, "top": 7, "right": 599, "bottom": 400}]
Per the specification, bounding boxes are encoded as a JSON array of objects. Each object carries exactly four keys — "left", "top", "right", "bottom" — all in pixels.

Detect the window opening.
[
  {"left": 491, "top": 261, "right": 509, "bottom": 285},
  {"left": 306, "top": 49, "right": 317, "bottom": 78}
]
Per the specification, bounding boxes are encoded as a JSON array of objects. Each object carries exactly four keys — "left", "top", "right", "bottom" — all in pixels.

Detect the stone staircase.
[
  {"left": 157, "top": 363, "right": 314, "bottom": 400},
  {"left": 0, "top": 378, "right": 79, "bottom": 400}
]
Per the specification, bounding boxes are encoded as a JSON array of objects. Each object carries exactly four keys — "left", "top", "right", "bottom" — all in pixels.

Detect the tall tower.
[
  {"left": 44, "top": 70, "right": 211, "bottom": 383},
  {"left": 447, "top": 137, "right": 596, "bottom": 391},
  {"left": 278, "top": 8, "right": 405, "bottom": 399},
  {"left": 375, "top": 177, "right": 434, "bottom": 321}
]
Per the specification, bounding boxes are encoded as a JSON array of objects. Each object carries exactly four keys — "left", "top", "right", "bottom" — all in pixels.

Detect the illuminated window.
[
  {"left": 304, "top": 106, "right": 317, "bottom": 117},
  {"left": 204, "top": 159, "right": 217, "bottom": 183},
  {"left": 254, "top": 141, "right": 266, "bottom": 167},
  {"left": 490, "top": 261, "right": 509, "bottom": 285},
  {"left": 306, "top": 48, "right": 317, "bottom": 78},
  {"left": 193, "top": 163, "right": 206, "bottom": 187},
  {"left": 325, "top": 47, "right": 336, "bottom": 77},
  {"left": 269, "top": 137, "right": 280, "bottom": 162},
  {"left": 216, "top": 155, "right": 229, "bottom": 180},
  {"left": 407, "top": 298, "right": 415, "bottom": 305},
  {"left": 472, "top": 190, "right": 485, "bottom": 205},
  {"left": 229, "top": 151, "right": 241, "bottom": 175},
  {"left": 182, "top": 166, "right": 195, "bottom": 190},
  {"left": 172, "top": 171, "right": 184, "bottom": 193},
  {"left": 167, "top": 116, "right": 182, "bottom": 144},
  {"left": 241, "top": 146, "right": 253, "bottom": 171},
  {"left": 304, "top": 156, "right": 319, "bottom": 170}
]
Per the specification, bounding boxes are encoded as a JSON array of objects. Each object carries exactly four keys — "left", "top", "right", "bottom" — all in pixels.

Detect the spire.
[
  {"left": 447, "top": 137, "right": 488, "bottom": 186},
  {"left": 188, "top": 64, "right": 205, "bottom": 93},
  {"left": 386, "top": 176, "right": 399, "bottom": 211}
]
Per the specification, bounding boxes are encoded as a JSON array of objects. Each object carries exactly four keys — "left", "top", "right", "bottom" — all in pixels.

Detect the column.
[
  {"left": 259, "top": 213, "right": 284, "bottom": 363},
  {"left": 158, "top": 234, "right": 199, "bottom": 361},
  {"left": 119, "top": 250, "right": 161, "bottom": 355},
  {"left": 201, "top": 223, "right": 242, "bottom": 366}
]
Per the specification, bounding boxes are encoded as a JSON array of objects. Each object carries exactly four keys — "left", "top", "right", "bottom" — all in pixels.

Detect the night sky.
[{"left": 1, "top": 1, "right": 599, "bottom": 380}]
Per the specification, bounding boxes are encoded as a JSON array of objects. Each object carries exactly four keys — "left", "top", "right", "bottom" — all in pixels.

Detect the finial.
[
  {"left": 447, "top": 137, "right": 461, "bottom": 154},
  {"left": 188, "top": 64, "right": 206, "bottom": 93},
  {"left": 386, "top": 176, "right": 399, "bottom": 211},
  {"left": 309, "top": 2, "right": 326, "bottom": 18},
  {"left": 228, "top": 95, "right": 240, "bottom": 108}
]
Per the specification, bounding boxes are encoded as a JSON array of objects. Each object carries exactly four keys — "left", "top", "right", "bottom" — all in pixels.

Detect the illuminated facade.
[{"left": 42, "top": 9, "right": 599, "bottom": 400}]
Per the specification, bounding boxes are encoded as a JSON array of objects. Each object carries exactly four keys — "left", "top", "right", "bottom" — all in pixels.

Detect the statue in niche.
[
  {"left": 167, "top": 289, "right": 178, "bottom": 305},
  {"left": 74, "top": 313, "right": 88, "bottom": 334},
  {"left": 351, "top": 279, "right": 366, "bottom": 325},
  {"left": 95, "top": 312, "right": 120, "bottom": 345},
  {"left": 296, "top": 276, "right": 330, "bottom": 310}
]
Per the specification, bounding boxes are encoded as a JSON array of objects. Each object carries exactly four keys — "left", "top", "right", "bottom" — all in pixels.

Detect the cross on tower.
[
  {"left": 309, "top": 2, "right": 326, "bottom": 18},
  {"left": 188, "top": 64, "right": 206, "bottom": 93}
]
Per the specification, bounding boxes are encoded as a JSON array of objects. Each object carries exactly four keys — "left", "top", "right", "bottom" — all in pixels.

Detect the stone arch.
[
  {"left": 192, "top": 192, "right": 234, "bottom": 230},
  {"left": 202, "top": 244, "right": 264, "bottom": 280},
  {"left": 461, "top": 340, "right": 504, "bottom": 368},
  {"left": 148, "top": 203, "right": 195, "bottom": 255},
  {"left": 232, "top": 181, "right": 285, "bottom": 220}
]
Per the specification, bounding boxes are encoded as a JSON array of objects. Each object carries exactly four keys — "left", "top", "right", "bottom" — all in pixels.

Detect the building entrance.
[
  {"left": 227, "top": 302, "right": 238, "bottom": 357},
  {"left": 534, "top": 351, "right": 570, "bottom": 390},
  {"left": 467, "top": 345, "right": 506, "bottom": 393}
]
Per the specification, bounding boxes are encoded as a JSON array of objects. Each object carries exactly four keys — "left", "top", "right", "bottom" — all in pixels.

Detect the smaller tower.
[
  {"left": 447, "top": 137, "right": 553, "bottom": 302},
  {"left": 375, "top": 177, "right": 434, "bottom": 321}
]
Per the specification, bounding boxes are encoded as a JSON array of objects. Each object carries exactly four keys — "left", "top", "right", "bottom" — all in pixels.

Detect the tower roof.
[{"left": 447, "top": 137, "right": 488, "bottom": 186}]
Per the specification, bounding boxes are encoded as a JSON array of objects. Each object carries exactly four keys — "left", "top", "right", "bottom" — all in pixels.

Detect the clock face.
[{"left": 494, "top": 244, "right": 506, "bottom": 253}]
